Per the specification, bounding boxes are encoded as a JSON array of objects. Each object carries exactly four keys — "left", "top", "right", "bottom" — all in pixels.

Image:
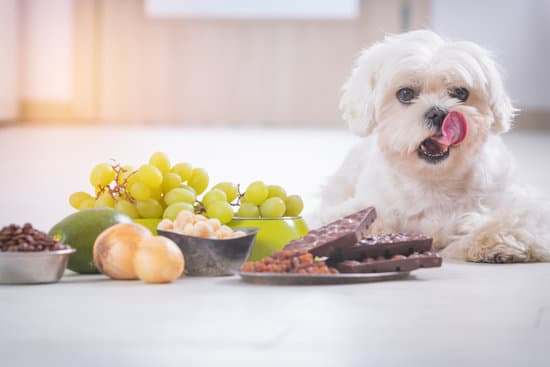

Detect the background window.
[{"left": 145, "top": 0, "right": 360, "bottom": 20}]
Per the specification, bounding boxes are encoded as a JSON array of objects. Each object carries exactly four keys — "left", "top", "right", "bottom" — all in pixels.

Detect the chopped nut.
[{"left": 241, "top": 249, "right": 338, "bottom": 274}]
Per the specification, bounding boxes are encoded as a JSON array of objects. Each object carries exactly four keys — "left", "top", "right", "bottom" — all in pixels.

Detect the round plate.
[{"left": 238, "top": 271, "right": 410, "bottom": 285}]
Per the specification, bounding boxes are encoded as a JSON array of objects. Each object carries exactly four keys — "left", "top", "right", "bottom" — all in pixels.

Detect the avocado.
[{"left": 49, "top": 209, "right": 132, "bottom": 274}]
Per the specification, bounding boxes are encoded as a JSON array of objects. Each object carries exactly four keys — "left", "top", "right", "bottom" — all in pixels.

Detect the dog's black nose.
[{"left": 425, "top": 107, "right": 447, "bottom": 128}]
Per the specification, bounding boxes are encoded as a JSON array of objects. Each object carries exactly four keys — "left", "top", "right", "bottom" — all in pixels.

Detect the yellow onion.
[
  {"left": 93, "top": 223, "right": 151, "bottom": 280},
  {"left": 134, "top": 236, "right": 184, "bottom": 283}
]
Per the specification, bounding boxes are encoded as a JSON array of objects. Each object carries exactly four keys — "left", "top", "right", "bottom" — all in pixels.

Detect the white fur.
[{"left": 321, "top": 30, "right": 550, "bottom": 263}]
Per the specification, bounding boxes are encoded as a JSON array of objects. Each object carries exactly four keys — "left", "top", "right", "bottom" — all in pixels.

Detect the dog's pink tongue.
[{"left": 433, "top": 111, "right": 468, "bottom": 147}]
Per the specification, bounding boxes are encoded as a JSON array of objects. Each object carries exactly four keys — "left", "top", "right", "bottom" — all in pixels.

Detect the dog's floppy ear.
[
  {"left": 340, "top": 43, "right": 385, "bottom": 136},
  {"left": 479, "top": 50, "right": 518, "bottom": 134}
]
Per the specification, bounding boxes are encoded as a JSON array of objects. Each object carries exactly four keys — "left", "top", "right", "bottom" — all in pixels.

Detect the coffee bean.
[{"left": 0, "top": 224, "right": 68, "bottom": 252}]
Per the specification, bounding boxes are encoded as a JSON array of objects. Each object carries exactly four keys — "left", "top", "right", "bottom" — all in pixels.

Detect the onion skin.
[
  {"left": 134, "top": 236, "right": 185, "bottom": 283},
  {"left": 93, "top": 223, "right": 151, "bottom": 280}
]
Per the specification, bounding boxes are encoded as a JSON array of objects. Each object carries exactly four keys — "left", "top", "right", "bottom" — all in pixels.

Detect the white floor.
[{"left": 1, "top": 125, "right": 550, "bottom": 366}]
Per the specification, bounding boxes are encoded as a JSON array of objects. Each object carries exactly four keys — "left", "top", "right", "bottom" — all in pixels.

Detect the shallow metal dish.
[
  {"left": 0, "top": 248, "right": 75, "bottom": 285},
  {"left": 239, "top": 271, "right": 411, "bottom": 285},
  {"left": 158, "top": 228, "right": 257, "bottom": 276}
]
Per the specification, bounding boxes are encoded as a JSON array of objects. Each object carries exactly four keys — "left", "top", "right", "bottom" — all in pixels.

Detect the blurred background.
[{"left": 1, "top": 0, "right": 549, "bottom": 128}]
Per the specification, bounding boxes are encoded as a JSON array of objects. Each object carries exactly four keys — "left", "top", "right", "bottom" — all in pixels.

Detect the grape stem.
[
  {"left": 234, "top": 184, "right": 245, "bottom": 206},
  {"left": 229, "top": 188, "right": 245, "bottom": 207},
  {"left": 198, "top": 184, "right": 243, "bottom": 210},
  {"left": 194, "top": 201, "right": 206, "bottom": 215},
  {"left": 95, "top": 161, "right": 134, "bottom": 202}
]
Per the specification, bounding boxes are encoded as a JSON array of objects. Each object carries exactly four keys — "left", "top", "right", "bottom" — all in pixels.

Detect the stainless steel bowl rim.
[
  {"left": 0, "top": 248, "right": 76, "bottom": 257},
  {"left": 158, "top": 227, "right": 258, "bottom": 241}
]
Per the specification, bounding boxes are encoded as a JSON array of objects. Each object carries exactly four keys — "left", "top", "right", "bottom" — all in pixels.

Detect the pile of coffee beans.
[
  {"left": 0, "top": 223, "right": 68, "bottom": 252},
  {"left": 241, "top": 249, "right": 338, "bottom": 274}
]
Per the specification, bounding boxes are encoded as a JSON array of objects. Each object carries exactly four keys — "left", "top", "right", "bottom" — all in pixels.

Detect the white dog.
[{"left": 320, "top": 30, "right": 550, "bottom": 263}]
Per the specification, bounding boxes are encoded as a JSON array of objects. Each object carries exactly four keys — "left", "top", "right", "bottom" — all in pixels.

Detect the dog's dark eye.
[
  {"left": 396, "top": 88, "right": 416, "bottom": 104},
  {"left": 449, "top": 87, "right": 469, "bottom": 102}
]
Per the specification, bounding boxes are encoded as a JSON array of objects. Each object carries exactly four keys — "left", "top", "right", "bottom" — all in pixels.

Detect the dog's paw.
[
  {"left": 469, "top": 243, "right": 529, "bottom": 263},
  {"left": 466, "top": 231, "right": 531, "bottom": 263}
]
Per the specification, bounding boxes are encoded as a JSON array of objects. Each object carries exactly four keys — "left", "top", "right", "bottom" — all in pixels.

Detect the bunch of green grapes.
[
  {"left": 69, "top": 153, "right": 304, "bottom": 225},
  {"left": 69, "top": 152, "right": 209, "bottom": 220},
  {"left": 200, "top": 181, "right": 304, "bottom": 223}
]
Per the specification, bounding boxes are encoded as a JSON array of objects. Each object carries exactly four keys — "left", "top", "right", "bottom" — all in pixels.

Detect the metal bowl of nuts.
[
  {"left": 0, "top": 224, "right": 75, "bottom": 284},
  {"left": 158, "top": 228, "right": 258, "bottom": 276}
]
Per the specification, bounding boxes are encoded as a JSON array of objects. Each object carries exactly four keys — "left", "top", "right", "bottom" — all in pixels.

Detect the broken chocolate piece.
[
  {"left": 410, "top": 251, "right": 443, "bottom": 268},
  {"left": 284, "top": 207, "right": 377, "bottom": 257},
  {"left": 337, "top": 252, "right": 442, "bottom": 273},
  {"left": 340, "top": 232, "right": 433, "bottom": 260}
]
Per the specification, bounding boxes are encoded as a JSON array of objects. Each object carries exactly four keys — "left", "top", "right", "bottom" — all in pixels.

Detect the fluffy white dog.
[{"left": 320, "top": 30, "right": 550, "bottom": 263}]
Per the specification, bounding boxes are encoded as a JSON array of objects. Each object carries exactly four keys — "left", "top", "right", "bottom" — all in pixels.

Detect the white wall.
[
  {"left": 0, "top": 0, "right": 18, "bottom": 121},
  {"left": 431, "top": 0, "right": 550, "bottom": 110}
]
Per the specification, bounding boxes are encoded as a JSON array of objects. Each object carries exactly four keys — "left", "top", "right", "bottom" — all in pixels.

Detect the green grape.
[
  {"left": 149, "top": 152, "right": 171, "bottom": 174},
  {"left": 171, "top": 162, "right": 193, "bottom": 181},
  {"left": 164, "top": 187, "right": 196, "bottom": 206},
  {"left": 243, "top": 181, "right": 268, "bottom": 205},
  {"left": 90, "top": 163, "right": 116, "bottom": 187},
  {"left": 69, "top": 192, "right": 93, "bottom": 209},
  {"left": 237, "top": 203, "right": 260, "bottom": 218},
  {"left": 162, "top": 173, "right": 182, "bottom": 194},
  {"left": 137, "top": 164, "right": 163, "bottom": 188},
  {"left": 202, "top": 188, "right": 227, "bottom": 208},
  {"left": 116, "top": 165, "right": 134, "bottom": 185},
  {"left": 136, "top": 199, "right": 163, "bottom": 219},
  {"left": 115, "top": 199, "right": 139, "bottom": 219},
  {"left": 163, "top": 202, "right": 194, "bottom": 220},
  {"left": 206, "top": 201, "right": 234, "bottom": 224},
  {"left": 129, "top": 182, "right": 151, "bottom": 200},
  {"left": 125, "top": 171, "right": 139, "bottom": 187},
  {"left": 180, "top": 184, "right": 196, "bottom": 195},
  {"left": 214, "top": 182, "right": 239, "bottom": 202},
  {"left": 285, "top": 195, "right": 304, "bottom": 217},
  {"left": 260, "top": 197, "right": 286, "bottom": 218},
  {"left": 93, "top": 201, "right": 104, "bottom": 209},
  {"left": 79, "top": 198, "right": 96, "bottom": 210},
  {"left": 188, "top": 168, "right": 209, "bottom": 195},
  {"left": 94, "top": 192, "right": 115, "bottom": 208},
  {"left": 267, "top": 185, "right": 287, "bottom": 200},
  {"left": 150, "top": 186, "right": 163, "bottom": 202}
]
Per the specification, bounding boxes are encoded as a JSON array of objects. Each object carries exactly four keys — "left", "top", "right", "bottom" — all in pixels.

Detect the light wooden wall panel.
[
  {"left": 0, "top": 0, "right": 19, "bottom": 122},
  {"left": 92, "top": 0, "right": 430, "bottom": 126},
  {"left": 19, "top": 0, "right": 99, "bottom": 122},
  {"left": 73, "top": 0, "right": 99, "bottom": 121}
]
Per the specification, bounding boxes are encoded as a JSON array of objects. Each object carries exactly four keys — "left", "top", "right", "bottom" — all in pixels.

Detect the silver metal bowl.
[
  {"left": 158, "top": 228, "right": 257, "bottom": 276},
  {"left": 0, "top": 248, "right": 75, "bottom": 284}
]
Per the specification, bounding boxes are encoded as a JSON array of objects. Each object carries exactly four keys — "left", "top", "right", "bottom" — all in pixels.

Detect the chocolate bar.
[
  {"left": 340, "top": 233, "right": 433, "bottom": 260},
  {"left": 284, "top": 207, "right": 377, "bottom": 257},
  {"left": 337, "top": 252, "right": 442, "bottom": 273}
]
